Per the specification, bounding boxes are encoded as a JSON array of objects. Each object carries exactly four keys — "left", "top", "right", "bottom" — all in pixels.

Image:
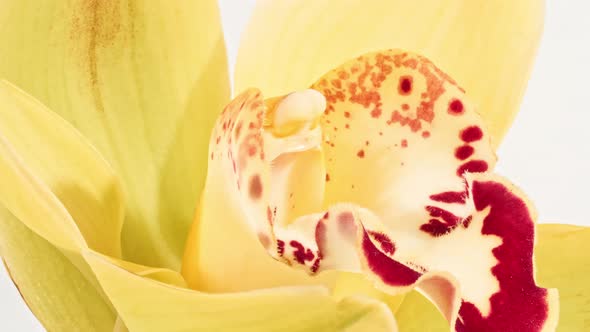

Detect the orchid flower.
[{"left": 0, "top": 1, "right": 587, "bottom": 331}]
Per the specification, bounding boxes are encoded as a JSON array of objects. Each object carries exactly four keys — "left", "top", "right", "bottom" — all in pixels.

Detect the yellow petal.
[
  {"left": 0, "top": 208, "right": 116, "bottom": 331},
  {"left": 536, "top": 224, "right": 590, "bottom": 331},
  {"left": 0, "top": 80, "right": 125, "bottom": 330},
  {"left": 235, "top": 0, "right": 544, "bottom": 147},
  {"left": 0, "top": 0, "right": 230, "bottom": 269},
  {"left": 86, "top": 250, "right": 397, "bottom": 332},
  {"left": 394, "top": 291, "right": 447, "bottom": 332},
  {"left": 0, "top": 81, "right": 123, "bottom": 256}
]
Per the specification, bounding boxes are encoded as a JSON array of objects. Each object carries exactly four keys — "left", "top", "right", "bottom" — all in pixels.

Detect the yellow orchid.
[{"left": 0, "top": 0, "right": 587, "bottom": 331}]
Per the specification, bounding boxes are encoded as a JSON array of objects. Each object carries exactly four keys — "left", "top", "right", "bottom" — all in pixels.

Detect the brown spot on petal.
[{"left": 249, "top": 174, "right": 263, "bottom": 199}]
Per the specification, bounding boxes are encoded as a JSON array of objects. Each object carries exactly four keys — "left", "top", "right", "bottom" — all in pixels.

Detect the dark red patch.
[
  {"left": 454, "top": 180, "right": 550, "bottom": 332},
  {"left": 290, "top": 240, "right": 315, "bottom": 264},
  {"left": 448, "top": 99, "right": 464, "bottom": 115},
  {"left": 457, "top": 160, "right": 489, "bottom": 176},
  {"left": 248, "top": 174, "right": 263, "bottom": 199},
  {"left": 430, "top": 191, "right": 467, "bottom": 204},
  {"left": 277, "top": 239, "right": 285, "bottom": 256},
  {"left": 398, "top": 76, "right": 413, "bottom": 95},
  {"left": 310, "top": 258, "right": 321, "bottom": 273},
  {"left": 362, "top": 230, "right": 421, "bottom": 286},
  {"left": 420, "top": 219, "right": 455, "bottom": 237},
  {"left": 426, "top": 206, "right": 460, "bottom": 226},
  {"left": 368, "top": 231, "right": 396, "bottom": 255},
  {"left": 455, "top": 145, "right": 475, "bottom": 160},
  {"left": 357, "top": 149, "right": 365, "bottom": 158},
  {"left": 461, "top": 126, "right": 483, "bottom": 143}
]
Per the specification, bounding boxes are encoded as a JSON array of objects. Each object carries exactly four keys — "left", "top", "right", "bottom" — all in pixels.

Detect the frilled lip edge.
[
  {"left": 0, "top": 53, "right": 558, "bottom": 332},
  {"left": 208, "top": 56, "right": 559, "bottom": 331}
]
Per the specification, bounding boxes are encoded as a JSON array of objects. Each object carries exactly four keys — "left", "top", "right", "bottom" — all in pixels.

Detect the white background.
[{"left": 1, "top": 0, "right": 589, "bottom": 330}]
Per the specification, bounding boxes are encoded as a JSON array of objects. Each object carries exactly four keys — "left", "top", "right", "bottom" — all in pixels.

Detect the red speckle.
[
  {"left": 455, "top": 145, "right": 475, "bottom": 160},
  {"left": 371, "top": 107, "right": 382, "bottom": 118},
  {"left": 345, "top": 124, "right": 350, "bottom": 129},
  {"left": 461, "top": 126, "right": 483, "bottom": 143},
  {"left": 290, "top": 241, "right": 315, "bottom": 264},
  {"left": 398, "top": 76, "right": 413, "bottom": 95},
  {"left": 402, "top": 103, "right": 410, "bottom": 111},
  {"left": 401, "top": 139, "right": 408, "bottom": 148},
  {"left": 235, "top": 121, "right": 243, "bottom": 139},
  {"left": 368, "top": 231, "right": 396, "bottom": 255},
  {"left": 422, "top": 131, "right": 431, "bottom": 138},
  {"left": 325, "top": 173, "right": 330, "bottom": 182},
  {"left": 457, "top": 160, "right": 489, "bottom": 176},
  {"left": 357, "top": 150, "right": 365, "bottom": 158},
  {"left": 448, "top": 99, "right": 464, "bottom": 115},
  {"left": 248, "top": 174, "right": 263, "bottom": 199},
  {"left": 426, "top": 206, "right": 461, "bottom": 225},
  {"left": 462, "top": 216, "right": 472, "bottom": 228},
  {"left": 430, "top": 191, "right": 467, "bottom": 204},
  {"left": 420, "top": 219, "right": 455, "bottom": 237},
  {"left": 311, "top": 258, "right": 321, "bottom": 273},
  {"left": 344, "top": 111, "right": 351, "bottom": 118},
  {"left": 277, "top": 239, "right": 285, "bottom": 256}
]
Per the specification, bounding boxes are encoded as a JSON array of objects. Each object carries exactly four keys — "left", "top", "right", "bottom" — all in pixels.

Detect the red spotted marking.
[
  {"left": 357, "top": 149, "right": 365, "bottom": 158},
  {"left": 461, "top": 126, "right": 483, "bottom": 143},
  {"left": 401, "top": 139, "right": 408, "bottom": 148},
  {"left": 455, "top": 145, "right": 475, "bottom": 160},
  {"left": 277, "top": 239, "right": 285, "bottom": 256},
  {"left": 457, "top": 160, "right": 489, "bottom": 176},
  {"left": 398, "top": 76, "right": 413, "bottom": 95},
  {"left": 422, "top": 131, "right": 431, "bottom": 138},
  {"left": 290, "top": 240, "right": 315, "bottom": 264},
  {"left": 448, "top": 99, "right": 464, "bottom": 115},
  {"left": 430, "top": 191, "right": 467, "bottom": 204}
]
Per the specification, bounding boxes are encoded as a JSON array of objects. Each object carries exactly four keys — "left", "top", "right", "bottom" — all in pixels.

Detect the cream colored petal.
[
  {"left": 236, "top": 0, "right": 544, "bottom": 147},
  {"left": 536, "top": 224, "right": 590, "bottom": 331},
  {"left": 0, "top": 0, "right": 230, "bottom": 269},
  {"left": 86, "top": 250, "right": 397, "bottom": 332}
]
